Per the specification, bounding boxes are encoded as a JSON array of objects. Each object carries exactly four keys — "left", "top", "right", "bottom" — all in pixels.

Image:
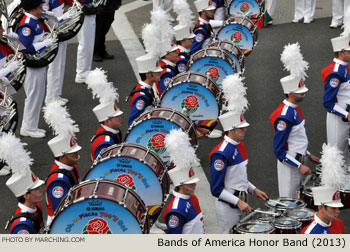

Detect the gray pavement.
[{"left": 1, "top": 0, "right": 350, "bottom": 234}]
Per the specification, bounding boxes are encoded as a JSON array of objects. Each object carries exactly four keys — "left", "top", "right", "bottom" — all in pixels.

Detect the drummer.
[
  {"left": 301, "top": 186, "right": 344, "bottom": 234},
  {"left": 0, "top": 133, "right": 45, "bottom": 234},
  {"left": 91, "top": 101, "right": 123, "bottom": 161},
  {"left": 190, "top": 0, "right": 216, "bottom": 55},
  {"left": 209, "top": 110, "right": 268, "bottom": 234},
  {"left": 158, "top": 42, "right": 179, "bottom": 95},
  {"left": 128, "top": 54, "right": 162, "bottom": 126},
  {"left": 174, "top": 24, "right": 195, "bottom": 74},
  {"left": 46, "top": 134, "right": 82, "bottom": 226}
]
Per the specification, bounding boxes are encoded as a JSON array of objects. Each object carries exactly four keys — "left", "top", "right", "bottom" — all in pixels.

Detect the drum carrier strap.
[
  {"left": 178, "top": 51, "right": 190, "bottom": 60},
  {"left": 193, "top": 24, "right": 212, "bottom": 36},
  {"left": 45, "top": 168, "right": 79, "bottom": 187},
  {"left": 90, "top": 130, "right": 122, "bottom": 145},
  {"left": 125, "top": 86, "right": 155, "bottom": 104},
  {"left": 5, "top": 206, "right": 43, "bottom": 232},
  {"left": 161, "top": 64, "right": 177, "bottom": 74}
]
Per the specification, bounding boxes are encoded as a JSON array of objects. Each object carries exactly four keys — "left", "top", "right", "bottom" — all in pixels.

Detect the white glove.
[
  {"left": 5, "top": 32, "right": 19, "bottom": 40},
  {"left": 0, "top": 107, "right": 10, "bottom": 118},
  {"left": 42, "top": 38, "right": 56, "bottom": 47},
  {"left": 59, "top": 9, "right": 76, "bottom": 21},
  {"left": 5, "top": 60, "right": 21, "bottom": 73},
  {"left": 209, "top": 20, "right": 224, "bottom": 28},
  {"left": 0, "top": 77, "right": 11, "bottom": 86}
]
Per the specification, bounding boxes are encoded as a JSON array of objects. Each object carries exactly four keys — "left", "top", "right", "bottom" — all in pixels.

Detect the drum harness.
[
  {"left": 45, "top": 167, "right": 79, "bottom": 188},
  {"left": 90, "top": 130, "right": 122, "bottom": 145},
  {"left": 125, "top": 85, "right": 157, "bottom": 106},
  {"left": 5, "top": 204, "right": 43, "bottom": 233}
]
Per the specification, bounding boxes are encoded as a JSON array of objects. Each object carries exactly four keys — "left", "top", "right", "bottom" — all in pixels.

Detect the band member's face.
[
  {"left": 292, "top": 92, "right": 306, "bottom": 102},
  {"left": 324, "top": 206, "right": 340, "bottom": 222},
  {"left": 108, "top": 115, "right": 123, "bottom": 129},
  {"left": 32, "top": 4, "right": 43, "bottom": 18},
  {"left": 232, "top": 127, "right": 247, "bottom": 142},
  {"left": 167, "top": 50, "right": 179, "bottom": 63},
  {"left": 25, "top": 186, "right": 43, "bottom": 204},
  {"left": 151, "top": 71, "right": 161, "bottom": 82},
  {"left": 204, "top": 9, "right": 215, "bottom": 19},
  {"left": 182, "top": 38, "right": 193, "bottom": 49}
]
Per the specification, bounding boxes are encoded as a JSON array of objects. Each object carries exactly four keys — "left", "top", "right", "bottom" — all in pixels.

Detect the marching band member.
[
  {"left": 0, "top": 133, "right": 45, "bottom": 234},
  {"left": 301, "top": 144, "right": 346, "bottom": 234},
  {"left": 74, "top": 0, "right": 97, "bottom": 84},
  {"left": 44, "top": 0, "right": 74, "bottom": 105},
  {"left": 159, "top": 43, "right": 178, "bottom": 95},
  {"left": 85, "top": 68, "right": 123, "bottom": 161},
  {"left": 43, "top": 101, "right": 81, "bottom": 226},
  {"left": 163, "top": 128, "right": 204, "bottom": 234},
  {"left": 209, "top": 74, "right": 268, "bottom": 234},
  {"left": 17, "top": 0, "right": 57, "bottom": 138},
  {"left": 270, "top": 43, "right": 320, "bottom": 198},
  {"left": 322, "top": 33, "right": 350, "bottom": 165},
  {"left": 293, "top": 0, "right": 316, "bottom": 24},
  {"left": 190, "top": 0, "right": 216, "bottom": 55}
]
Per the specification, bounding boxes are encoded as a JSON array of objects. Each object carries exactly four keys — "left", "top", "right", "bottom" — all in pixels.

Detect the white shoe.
[
  {"left": 0, "top": 165, "right": 11, "bottom": 176},
  {"left": 292, "top": 18, "right": 302, "bottom": 23},
  {"left": 45, "top": 97, "right": 67, "bottom": 106},
  {"left": 57, "top": 96, "right": 68, "bottom": 104},
  {"left": 207, "top": 129, "right": 223, "bottom": 138},
  {"left": 330, "top": 22, "right": 341, "bottom": 28},
  {"left": 75, "top": 76, "right": 86, "bottom": 84},
  {"left": 303, "top": 19, "right": 313, "bottom": 24},
  {"left": 20, "top": 128, "right": 46, "bottom": 138}
]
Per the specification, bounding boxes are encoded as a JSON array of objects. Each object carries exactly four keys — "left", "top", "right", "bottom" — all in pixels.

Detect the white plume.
[
  {"left": 164, "top": 129, "right": 200, "bottom": 171},
  {"left": 142, "top": 23, "right": 162, "bottom": 58},
  {"left": 43, "top": 100, "right": 79, "bottom": 137},
  {"left": 173, "top": 0, "right": 194, "bottom": 27},
  {"left": 221, "top": 74, "right": 249, "bottom": 113},
  {"left": 341, "top": 6, "right": 350, "bottom": 36},
  {"left": 280, "top": 42, "right": 309, "bottom": 80},
  {"left": 86, "top": 68, "right": 119, "bottom": 104},
  {"left": 0, "top": 132, "right": 32, "bottom": 176},
  {"left": 320, "top": 143, "right": 347, "bottom": 189}
]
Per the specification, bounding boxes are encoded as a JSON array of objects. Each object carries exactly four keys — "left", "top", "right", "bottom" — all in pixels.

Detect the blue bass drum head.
[{"left": 228, "top": 0, "right": 262, "bottom": 19}]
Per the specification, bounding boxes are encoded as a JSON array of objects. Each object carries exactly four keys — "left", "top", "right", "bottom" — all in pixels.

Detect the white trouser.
[
  {"left": 294, "top": 0, "right": 316, "bottom": 22},
  {"left": 331, "top": 0, "right": 350, "bottom": 24},
  {"left": 46, "top": 41, "right": 67, "bottom": 99},
  {"left": 326, "top": 112, "right": 350, "bottom": 165},
  {"left": 266, "top": 0, "right": 277, "bottom": 16},
  {"left": 21, "top": 67, "right": 46, "bottom": 131},
  {"left": 76, "top": 14, "right": 96, "bottom": 79},
  {"left": 215, "top": 199, "right": 242, "bottom": 234},
  {"left": 277, "top": 160, "right": 302, "bottom": 198}
]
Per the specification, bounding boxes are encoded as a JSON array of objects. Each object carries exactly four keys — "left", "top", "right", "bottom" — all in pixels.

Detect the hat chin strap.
[
  {"left": 64, "top": 153, "right": 80, "bottom": 162},
  {"left": 322, "top": 204, "right": 336, "bottom": 221}
]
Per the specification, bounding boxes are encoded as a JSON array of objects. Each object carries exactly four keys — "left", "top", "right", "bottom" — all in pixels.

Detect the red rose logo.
[
  {"left": 116, "top": 174, "right": 136, "bottom": 189},
  {"left": 147, "top": 133, "right": 167, "bottom": 154},
  {"left": 184, "top": 95, "right": 199, "bottom": 109},
  {"left": 241, "top": 3, "right": 249, "bottom": 12},
  {"left": 83, "top": 218, "right": 111, "bottom": 234},
  {"left": 233, "top": 32, "right": 242, "bottom": 41},
  {"left": 207, "top": 67, "right": 219, "bottom": 79}
]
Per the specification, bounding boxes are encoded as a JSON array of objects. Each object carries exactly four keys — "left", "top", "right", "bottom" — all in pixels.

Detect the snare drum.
[
  {"left": 266, "top": 197, "right": 306, "bottom": 211},
  {"left": 84, "top": 143, "right": 170, "bottom": 220},
  {"left": 125, "top": 108, "right": 198, "bottom": 167},
  {"left": 273, "top": 217, "right": 302, "bottom": 234},
  {"left": 159, "top": 72, "right": 222, "bottom": 138},
  {"left": 284, "top": 208, "right": 315, "bottom": 228},
  {"left": 216, "top": 16, "right": 258, "bottom": 56},
  {"left": 228, "top": 0, "right": 265, "bottom": 20},
  {"left": 300, "top": 187, "right": 317, "bottom": 211},
  {"left": 234, "top": 221, "right": 275, "bottom": 234},
  {"left": 208, "top": 41, "right": 245, "bottom": 73},
  {"left": 187, "top": 48, "right": 238, "bottom": 87},
  {"left": 48, "top": 180, "right": 150, "bottom": 234}
]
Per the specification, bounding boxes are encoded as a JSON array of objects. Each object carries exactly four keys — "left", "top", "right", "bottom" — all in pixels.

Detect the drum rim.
[
  {"left": 49, "top": 179, "right": 150, "bottom": 233},
  {"left": 125, "top": 107, "right": 198, "bottom": 146},
  {"left": 187, "top": 48, "right": 237, "bottom": 71},
  {"left": 235, "top": 221, "right": 275, "bottom": 233},
  {"left": 266, "top": 197, "right": 306, "bottom": 209},
  {"left": 285, "top": 208, "right": 315, "bottom": 221},
  {"left": 273, "top": 217, "right": 302, "bottom": 229},
  {"left": 227, "top": 0, "right": 265, "bottom": 19},
  {"left": 208, "top": 41, "right": 245, "bottom": 70}
]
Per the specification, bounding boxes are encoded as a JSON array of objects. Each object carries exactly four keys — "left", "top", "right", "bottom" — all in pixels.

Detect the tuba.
[
  {"left": 0, "top": 90, "right": 17, "bottom": 133},
  {"left": 6, "top": 1, "right": 59, "bottom": 68}
]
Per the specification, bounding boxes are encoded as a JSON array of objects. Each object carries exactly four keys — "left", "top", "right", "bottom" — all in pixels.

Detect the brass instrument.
[
  {"left": 84, "top": 0, "right": 107, "bottom": 15},
  {"left": 0, "top": 90, "right": 17, "bottom": 133}
]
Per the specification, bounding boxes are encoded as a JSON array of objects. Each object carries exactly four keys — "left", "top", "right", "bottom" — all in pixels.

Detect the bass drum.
[
  {"left": 125, "top": 108, "right": 198, "bottom": 167},
  {"left": 215, "top": 16, "right": 258, "bottom": 56},
  {"left": 234, "top": 221, "right": 275, "bottom": 234},
  {"left": 48, "top": 180, "right": 150, "bottom": 234},
  {"left": 84, "top": 143, "right": 170, "bottom": 222},
  {"left": 228, "top": 0, "right": 265, "bottom": 20},
  {"left": 159, "top": 72, "right": 222, "bottom": 138},
  {"left": 208, "top": 40, "right": 245, "bottom": 73},
  {"left": 187, "top": 48, "right": 238, "bottom": 88}
]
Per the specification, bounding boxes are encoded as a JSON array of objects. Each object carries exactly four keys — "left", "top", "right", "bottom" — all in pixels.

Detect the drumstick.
[
  {"left": 253, "top": 209, "right": 280, "bottom": 217},
  {"left": 267, "top": 199, "right": 289, "bottom": 207}
]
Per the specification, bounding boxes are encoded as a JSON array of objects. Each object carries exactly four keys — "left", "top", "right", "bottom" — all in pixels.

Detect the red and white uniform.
[
  {"left": 301, "top": 214, "right": 344, "bottom": 234},
  {"left": 10, "top": 203, "right": 44, "bottom": 234}
]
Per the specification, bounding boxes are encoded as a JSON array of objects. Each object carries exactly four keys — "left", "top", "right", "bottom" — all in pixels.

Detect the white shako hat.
[
  {"left": 160, "top": 41, "right": 179, "bottom": 58},
  {"left": 164, "top": 129, "right": 200, "bottom": 187},
  {"left": 136, "top": 54, "right": 162, "bottom": 73},
  {"left": 280, "top": 75, "right": 308, "bottom": 94},
  {"left": 194, "top": 0, "right": 216, "bottom": 12},
  {"left": 168, "top": 166, "right": 200, "bottom": 187},
  {"left": 7, "top": 170, "right": 44, "bottom": 197},
  {"left": 331, "top": 35, "right": 350, "bottom": 52},
  {"left": 0, "top": 132, "right": 44, "bottom": 197},
  {"left": 48, "top": 135, "right": 82, "bottom": 158},
  {"left": 312, "top": 186, "right": 344, "bottom": 208},
  {"left": 174, "top": 24, "right": 195, "bottom": 41},
  {"left": 93, "top": 101, "right": 123, "bottom": 122},
  {"left": 219, "top": 111, "right": 249, "bottom": 132}
]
